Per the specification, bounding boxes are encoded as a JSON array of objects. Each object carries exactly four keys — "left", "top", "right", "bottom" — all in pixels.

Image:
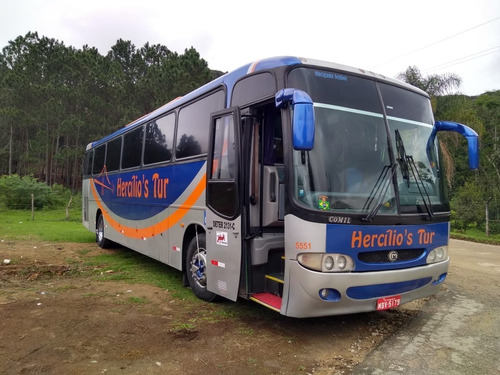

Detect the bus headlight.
[
  {"left": 297, "top": 253, "right": 354, "bottom": 272},
  {"left": 426, "top": 246, "right": 448, "bottom": 264}
]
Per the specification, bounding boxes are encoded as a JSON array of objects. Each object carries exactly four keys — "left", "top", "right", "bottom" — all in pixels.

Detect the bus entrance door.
[{"left": 205, "top": 109, "right": 242, "bottom": 301}]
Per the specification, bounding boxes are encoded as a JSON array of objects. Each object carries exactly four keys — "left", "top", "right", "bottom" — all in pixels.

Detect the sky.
[{"left": 1, "top": 0, "right": 499, "bottom": 96}]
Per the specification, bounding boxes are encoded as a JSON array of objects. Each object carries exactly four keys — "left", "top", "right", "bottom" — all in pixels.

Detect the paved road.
[{"left": 354, "top": 239, "right": 500, "bottom": 375}]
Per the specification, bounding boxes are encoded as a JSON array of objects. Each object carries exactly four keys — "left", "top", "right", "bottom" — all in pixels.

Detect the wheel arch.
[{"left": 95, "top": 208, "right": 103, "bottom": 229}]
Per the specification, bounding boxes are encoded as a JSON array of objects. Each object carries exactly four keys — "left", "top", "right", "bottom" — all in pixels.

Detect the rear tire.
[
  {"left": 185, "top": 233, "right": 218, "bottom": 302},
  {"left": 96, "top": 214, "right": 111, "bottom": 249}
]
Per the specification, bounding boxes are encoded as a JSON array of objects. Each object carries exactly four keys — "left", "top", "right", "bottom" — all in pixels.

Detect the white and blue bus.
[{"left": 82, "top": 57, "right": 478, "bottom": 318}]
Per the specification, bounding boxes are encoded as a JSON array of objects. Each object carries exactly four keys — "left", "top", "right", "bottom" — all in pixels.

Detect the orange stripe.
[
  {"left": 90, "top": 174, "right": 206, "bottom": 239},
  {"left": 93, "top": 179, "right": 113, "bottom": 191},
  {"left": 247, "top": 60, "right": 259, "bottom": 74}
]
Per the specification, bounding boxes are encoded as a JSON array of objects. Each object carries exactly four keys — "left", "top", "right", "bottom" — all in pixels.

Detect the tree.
[
  {"left": 397, "top": 66, "right": 462, "bottom": 97},
  {"left": 436, "top": 92, "right": 500, "bottom": 234},
  {"left": 451, "top": 181, "right": 484, "bottom": 232},
  {"left": 1, "top": 33, "right": 215, "bottom": 191}
]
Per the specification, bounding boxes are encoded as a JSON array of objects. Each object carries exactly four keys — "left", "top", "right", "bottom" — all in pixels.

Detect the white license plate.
[{"left": 376, "top": 295, "right": 401, "bottom": 311}]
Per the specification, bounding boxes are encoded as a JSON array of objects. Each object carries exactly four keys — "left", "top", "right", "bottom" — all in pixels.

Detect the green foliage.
[
  {"left": 451, "top": 227, "right": 500, "bottom": 245},
  {"left": 396, "top": 66, "right": 462, "bottom": 96},
  {"left": 450, "top": 181, "right": 484, "bottom": 231},
  {"left": 436, "top": 91, "right": 500, "bottom": 233},
  {"left": 0, "top": 32, "right": 215, "bottom": 189},
  {"left": 0, "top": 174, "right": 50, "bottom": 209},
  {"left": 49, "top": 183, "right": 73, "bottom": 207},
  {"left": 0, "top": 174, "right": 76, "bottom": 209}
]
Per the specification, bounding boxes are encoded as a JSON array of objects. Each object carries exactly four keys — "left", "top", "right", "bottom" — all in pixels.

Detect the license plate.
[{"left": 376, "top": 295, "right": 401, "bottom": 311}]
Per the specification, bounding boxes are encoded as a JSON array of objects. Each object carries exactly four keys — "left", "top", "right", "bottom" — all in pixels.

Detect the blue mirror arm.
[
  {"left": 426, "top": 128, "right": 438, "bottom": 172},
  {"left": 275, "top": 89, "right": 314, "bottom": 108},
  {"left": 428, "top": 121, "right": 479, "bottom": 170},
  {"left": 275, "top": 88, "right": 294, "bottom": 108}
]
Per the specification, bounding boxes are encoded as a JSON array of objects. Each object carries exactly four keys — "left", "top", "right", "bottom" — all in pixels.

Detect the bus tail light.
[
  {"left": 297, "top": 253, "right": 354, "bottom": 272},
  {"left": 426, "top": 246, "right": 448, "bottom": 264}
]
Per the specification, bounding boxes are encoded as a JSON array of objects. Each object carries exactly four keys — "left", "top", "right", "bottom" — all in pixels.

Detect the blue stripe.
[
  {"left": 94, "top": 161, "right": 204, "bottom": 220},
  {"left": 346, "top": 277, "right": 432, "bottom": 299}
]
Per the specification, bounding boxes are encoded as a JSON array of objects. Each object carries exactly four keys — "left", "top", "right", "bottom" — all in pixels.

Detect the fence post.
[
  {"left": 31, "top": 194, "right": 34, "bottom": 221},
  {"left": 486, "top": 197, "right": 492, "bottom": 237},
  {"left": 66, "top": 196, "right": 73, "bottom": 221}
]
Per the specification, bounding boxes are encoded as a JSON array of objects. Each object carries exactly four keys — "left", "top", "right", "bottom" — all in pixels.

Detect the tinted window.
[
  {"left": 232, "top": 72, "right": 276, "bottom": 106},
  {"left": 379, "top": 83, "right": 433, "bottom": 124},
  {"left": 93, "top": 145, "right": 106, "bottom": 175},
  {"left": 106, "top": 137, "right": 122, "bottom": 172},
  {"left": 210, "top": 115, "right": 236, "bottom": 180},
  {"left": 144, "top": 113, "right": 175, "bottom": 165},
  {"left": 176, "top": 91, "right": 225, "bottom": 159},
  {"left": 83, "top": 151, "right": 93, "bottom": 177},
  {"left": 288, "top": 68, "right": 382, "bottom": 114},
  {"left": 122, "top": 127, "right": 144, "bottom": 169}
]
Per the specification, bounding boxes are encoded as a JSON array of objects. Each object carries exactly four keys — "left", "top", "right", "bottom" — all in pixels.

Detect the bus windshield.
[{"left": 288, "top": 67, "right": 448, "bottom": 216}]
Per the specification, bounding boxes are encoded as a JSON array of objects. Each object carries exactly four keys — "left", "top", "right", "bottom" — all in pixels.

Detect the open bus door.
[{"left": 205, "top": 108, "right": 242, "bottom": 301}]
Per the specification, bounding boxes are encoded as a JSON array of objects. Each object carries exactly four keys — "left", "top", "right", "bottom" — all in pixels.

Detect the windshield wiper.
[
  {"left": 395, "top": 130, "right": 434, "bottom": 220},
  {"left": 362, "top": 164, "right": 397, "bottom": 222}
]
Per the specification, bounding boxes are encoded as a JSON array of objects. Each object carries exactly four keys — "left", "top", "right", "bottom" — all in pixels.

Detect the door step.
[
  {"left": 265, "top": 273, "right": 284, "bottom": 284},
  {"left": 250, "top": 292, "right": 282, "bottom": 312}
]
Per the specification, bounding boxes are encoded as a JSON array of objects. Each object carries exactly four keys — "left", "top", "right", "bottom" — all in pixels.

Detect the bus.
[{"left": 82, "top": 56, "right": 479, "bottom": 318}]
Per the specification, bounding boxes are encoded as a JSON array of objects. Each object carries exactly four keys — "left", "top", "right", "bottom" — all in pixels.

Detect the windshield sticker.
[
  {"left": 318, "top": 195, "right": 330, "bottom": 210},
  {"left": 314, "top": 70, "right": 348, "bottom": 81}
]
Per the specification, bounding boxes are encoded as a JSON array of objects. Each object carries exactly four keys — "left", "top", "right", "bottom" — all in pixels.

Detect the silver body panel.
[{"left": 281, "top": 215, "right": 449, "bottom": 318}]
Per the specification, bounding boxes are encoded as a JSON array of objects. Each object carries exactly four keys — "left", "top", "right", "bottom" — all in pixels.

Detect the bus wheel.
[
  {"left": 186, "top": 233, "right": 217, "bottom": 302},
  {"left": 96, "top": 214, "right": 111, "bottom": 249}
]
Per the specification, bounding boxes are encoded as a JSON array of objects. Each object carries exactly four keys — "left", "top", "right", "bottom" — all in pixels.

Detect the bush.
[
  {"left": 0, "top": 174, "right": 74, "bottom": 209},
  {"left": 478, "top": 220, "right": 500, "bottom": 235},
  {"left": 48, "top": 183, "right": 72, "bottom": 208}
]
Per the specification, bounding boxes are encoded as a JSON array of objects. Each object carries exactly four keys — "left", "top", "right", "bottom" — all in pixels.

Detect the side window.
[
  {"left": 144, "top": 113, "right": 175, "bottom": 165},
  {"left": 210, "top": 116, "right": 236, "bottom": 179},
  {"left": 232, "top": 72, "right": 276, "bottom": 107},
  {"left": 83, "top": 151, "right": 93, "bottom": 177},
  {"left": 122, "top": 126, "right": 144, "bottom": 169},
  {"left": 106, "top": 137, "right": 122, "bottom": 172},
  {"left": 93, "top": 144, "right": 106, "bottom": 175},
  {"left": 176, "top": 90, "right": 225, "bottom": 159}
]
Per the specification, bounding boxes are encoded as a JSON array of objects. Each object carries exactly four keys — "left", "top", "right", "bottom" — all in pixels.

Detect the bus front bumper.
[{"left": 282, "top": 259, "right": 449, "bottom": 318}]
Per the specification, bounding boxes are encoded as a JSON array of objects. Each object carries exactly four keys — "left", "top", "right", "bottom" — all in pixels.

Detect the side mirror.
[
  {"left": 275, "top": 89, "right": 315, "bottom": 151},
  {"left": 427, "top": 121, "right": 479, "bottom": 170}
]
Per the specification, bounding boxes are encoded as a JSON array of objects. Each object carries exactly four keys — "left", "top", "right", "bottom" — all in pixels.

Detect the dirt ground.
[{"left": 0, "top": 240, "right": 428, "bottom": 375}]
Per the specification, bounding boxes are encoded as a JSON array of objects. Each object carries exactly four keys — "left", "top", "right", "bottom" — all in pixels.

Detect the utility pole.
[{"left": 9, "top": 124, "right": 13, "bottom": 175}]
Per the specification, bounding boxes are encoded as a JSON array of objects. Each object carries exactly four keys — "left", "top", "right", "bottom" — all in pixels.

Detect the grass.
[
  {"left": 451, "top": 227, "right": 500, "bottom": 245},
  {"left": 0, "top": 209, "right": 94, "bottom": 243},
  {"left": 84, "top": 249, "right": 195, "bottom": 300},
  {"left": 125, "top": 296, "right": 150, "bottom": 305}
]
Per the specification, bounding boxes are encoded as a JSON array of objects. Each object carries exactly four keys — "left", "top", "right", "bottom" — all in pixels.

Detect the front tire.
[
  {"left": 185, "top": 233, "right": 217, "bottom": 302},
  {"left": 96, "top": 214, "right": 111, "bottom": 249}
]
